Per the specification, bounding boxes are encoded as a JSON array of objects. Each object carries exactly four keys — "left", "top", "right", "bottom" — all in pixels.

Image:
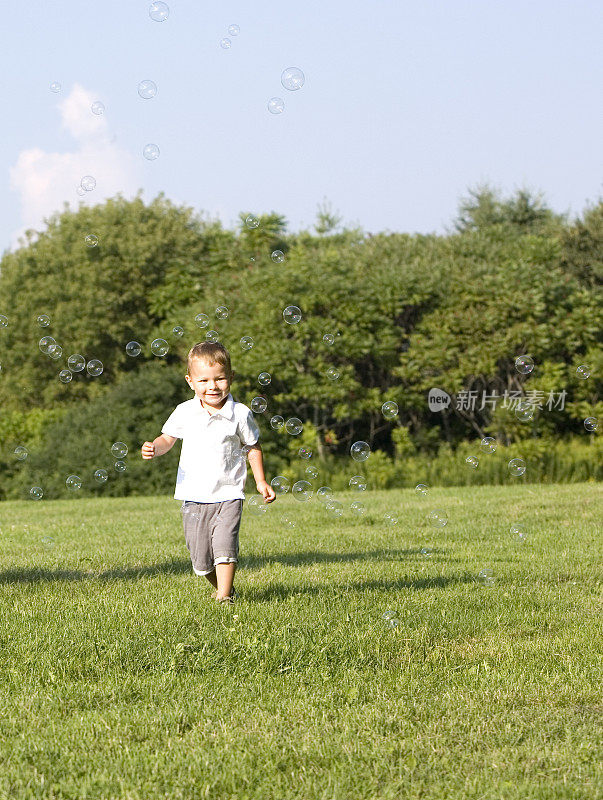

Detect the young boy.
[{"left": 141, "top": 341, "right": 275, "bottom": 603}]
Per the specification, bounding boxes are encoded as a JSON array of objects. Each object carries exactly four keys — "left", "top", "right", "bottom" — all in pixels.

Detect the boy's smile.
[{"left": 185, "top": 359, "right": 232, "bottom": 412}]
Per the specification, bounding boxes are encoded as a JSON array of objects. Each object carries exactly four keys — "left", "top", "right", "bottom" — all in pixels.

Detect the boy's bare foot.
[{"left": 215, "top": 588, "right": 237, "bottom": 604}]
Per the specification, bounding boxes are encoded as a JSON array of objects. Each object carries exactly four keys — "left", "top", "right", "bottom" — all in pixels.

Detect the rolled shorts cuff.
[{"left": 192, "top": 556, "right": 238, "bottom": 577}]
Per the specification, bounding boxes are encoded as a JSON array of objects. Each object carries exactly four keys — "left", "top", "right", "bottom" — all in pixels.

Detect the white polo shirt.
[{"left": 161, "top": 394, "right": 260, "bottom": 503}]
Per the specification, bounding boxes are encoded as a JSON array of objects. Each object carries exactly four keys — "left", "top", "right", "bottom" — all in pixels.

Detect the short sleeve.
[
  {"left": 237, "top": 407, "right": 260, "bottom": 446},
  {"left": 162, "top": 405, "right": 185, "bottom": 439}
]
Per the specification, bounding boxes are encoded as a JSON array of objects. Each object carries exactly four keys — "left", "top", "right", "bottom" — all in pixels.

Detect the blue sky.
[{"left": 2, "top": 0, "right": 602, "bottom": 251}]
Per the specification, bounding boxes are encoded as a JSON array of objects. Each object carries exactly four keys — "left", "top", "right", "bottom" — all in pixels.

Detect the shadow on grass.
[
  {"left": 0, "top": 548, "right": 444, "bottom": 585},
  {"left": 242, "top": 573, "right": 479, "bottom": 603}
]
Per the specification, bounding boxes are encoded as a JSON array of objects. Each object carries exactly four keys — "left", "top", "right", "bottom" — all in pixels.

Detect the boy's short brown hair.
[{"left": 187, "top": 342, "right": 232, "bottom": 375}]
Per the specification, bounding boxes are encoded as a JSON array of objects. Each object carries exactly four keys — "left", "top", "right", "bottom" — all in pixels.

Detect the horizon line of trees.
[{"left": 0, "top": 185, "right": 600, "bottom": 499}]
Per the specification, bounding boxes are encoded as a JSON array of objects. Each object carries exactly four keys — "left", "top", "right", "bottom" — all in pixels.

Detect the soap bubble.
[
  {"left": 138, "top": 79, "right": 157, "bottom": 99},
  {"left": 66, "top": 474, "right": 82, "bottom": 491},
  {"left": 323, "top": 333, "right": 335, "bottom": 345},
  {"left": 427, "top": 509, "right": 448, "bottom": 528},
  {"left": 215, "top": 306, "right": 229, "bottom": 320},
  {"left": 285, "top": 417, "right": 303, "bottom": 435},
  {"left": 0, "top": 315, "right": 8, "bottom": 327},
  {"left": 114, "top": 460, "right": 127, "bottom": 473},
  {"left": 80, "top": 175, "right": 96, "bottom": 191},
  {"left": 508, "top": 458, "right": 526, "bottom": 477},
  {"left": 298, "top": 447, "right": 312, "bottom": 459},
  {"left": 67, "top": 354, "right": 85, "bottom": 372},
  {"left": 305, "top": 465, "right": 319, "bottom": 479},
  {"left": 94, "top": 469, "right": 109, "bottom": 484},
  {"left": 268, "top": 97, "right": 285, "bottom": 114},
  {"left": 91, "top": 101, "right": 105, "bottom": 115},
  {"left": 384, "top": 512, "right": 398, "bottom": 525},
  {"left": 515, "top": 354, "right": 534, "bottom": 375},
  {"left": 350, "top": 441, "right": 370, "bottom": 462},
  {"left": 281, "top": 67, "right": 305, "bottom": 91},
  {"left": 281, "top": 515, "right": 296, "bottom": 529},
  {"left": 480, "top": 436, "right": 497, "bottom": 454},
  {"left": 111, "top": 442, "right": 128, "bottom": 459},
  {"left": 245, "top": 214, "right": 259, "bottom": 229},
  {"left": 85, "top": 233, "right": 99, "bottom": 247},
  {"left": 30, "top": 486, "right": 43, "bottom": 500},
  {"left": 349, "top": 475, "right": 367, "bottom": 491},
  {"left": 41, "top": 536, "right": 54, "bottom": 547},
  {"left": 270, "top": 415, "right": 284, "bottom": 430},
  {"left": 251, "top": 396, "right": 267, "bottom": 414},
  {"left": 382, "top": 610, "right": 397, "bottom": 620},
  {"left": 151, "top": 338, "right": 169, "bottom": 357},
  {"left": 48, "top": 344, "right": 63, "bottom": 360},
  {"left": 143, "top": 143, "right": 160, "bottom": 161},
  {"left": 420, "top": 547, "right": 432, "bottom": 558},
  {"left": 228, "top": 23, "right": 240, "bottom": 36},
  {"left": 247, "top": 495, "right": 267, "bottom": 516},
  {"left": 58, "top": 369, "right": 73, "bottom": 384},
  {"left": 149, "top": 1, "right": 169, "bottom": 21},
  {"left": 350, "top": 501, "right": 365, "bottom": 515},
  {"left": 415, "top": 483, "right": 429, "bottom": 496},
  {"left": 576, "top": 365, "right": 591, "bottom": 379},
  {"left": 220, "top": 37, "right": 231, "bottom": 49},
  {"left": 326, "top": 499, "right": 343, "bottom": 516},
  {"left": 240, "top": 336, "right": 254, "bottom": 350},
  {"left": 50, "top": 82, "right": 61, "bottom": 93},
  {"left": 270, "top": 476, "right": 290, "bottom": 495},
  {"left": 283, "top": 306, "right": 302, "bottom": 324},
  {"left": 465, "top": 456, "right": 479, "bottom": 469},
  {"left": 39, "top": 336, "right": 56, "bottom": 354},
  {"left": 37, "top": 314, "right": 51, "bottom": 327},
  {"left": 195, "top": 313, "right": 209, "bottom": 328},
  {"left": 317, "top": 486, "right": 333, "bottom": 502},
  {"left": 292, "top": 480, "right": 313, "bottom": 501},
  {"left": 76, "top": 186, "right": 86, "bottom": 197},
  {"left": 258, "top": 372, "right": 271, "bottom": 386},
  {"left": 14, "top": 446, "right": 29, "bottom": 461},
  {"left": 478, "top": 568, "right": 495, "bottom": 586},
  {"left": 381, "top": 401, "right": 398, "bottom": 420},
  {"left": 205, "top": 330, "right": 219, "bottom": 343},
  {"left": 271, "top": 250, "right": 284, "bottom": 263},
  {"left": 126, "top": 341, "right": 142, "bottom": 357},
  {"left": 515, "top": 400, "right": 536, "bottom": 422},
  {"left": 86, "top": 359, "right": 103, "bottom": 376},
  {"left": 172, "top": 326, "right": 184, "bottom": 337},
  {"left": 510, "top": 523, "right": 527, "bottom": 542},
  {"left": 584, "top": 417, "right": 598, "bottom": 432},
  {"left": 326, "top": 367, "right": 340, "bottom": 381}
]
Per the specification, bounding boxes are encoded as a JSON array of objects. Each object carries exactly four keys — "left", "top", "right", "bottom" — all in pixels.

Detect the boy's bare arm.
[
  {"left": 141, "top": 434, "right": 177, "bottom": 460},
  {"left": 247, "top": 444, "right": 276, "bottom": 502}
]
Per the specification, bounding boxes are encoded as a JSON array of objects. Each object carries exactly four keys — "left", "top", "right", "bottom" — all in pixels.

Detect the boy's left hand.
[{"left": 256, "top": 481, "right": 276, "bottom": 503}]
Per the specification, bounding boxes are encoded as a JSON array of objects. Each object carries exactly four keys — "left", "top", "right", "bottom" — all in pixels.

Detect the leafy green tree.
[{"left": 0, "top": 194, "right": 212, "bottom": 411}]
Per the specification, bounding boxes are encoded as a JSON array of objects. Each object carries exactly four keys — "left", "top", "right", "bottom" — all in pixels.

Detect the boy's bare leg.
[
  {"left": 204, "top": 568, "right": 218, "bottom": 590},
  {"left": 215, "top": 562, "right": 236, "bottom": 600}
]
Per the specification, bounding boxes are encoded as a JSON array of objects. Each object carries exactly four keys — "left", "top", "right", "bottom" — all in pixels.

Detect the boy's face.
[{"left": 185, "top": 358, "right": 232, "bottom": 410}]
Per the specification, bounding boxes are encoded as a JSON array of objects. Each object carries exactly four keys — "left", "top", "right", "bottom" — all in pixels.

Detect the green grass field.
[{"left": 1, "top": 483, "right": 601, "bottom": 800}]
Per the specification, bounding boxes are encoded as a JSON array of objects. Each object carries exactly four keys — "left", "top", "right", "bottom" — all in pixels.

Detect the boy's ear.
[
  {"left": 185, "top": 374, "right": 193, "bottom": 388},
  {"left": 230, "top": 370, "right": 236, "bottom": 380}
]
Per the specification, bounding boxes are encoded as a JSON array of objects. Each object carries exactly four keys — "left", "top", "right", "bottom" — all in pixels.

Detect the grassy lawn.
[{"left": 0, "top": 483, "right": 601, "bottom": 800}]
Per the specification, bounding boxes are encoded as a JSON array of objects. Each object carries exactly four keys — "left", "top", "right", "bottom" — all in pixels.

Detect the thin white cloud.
[{"left": 9, "top": 84, "right": 140, "bottom": 247}]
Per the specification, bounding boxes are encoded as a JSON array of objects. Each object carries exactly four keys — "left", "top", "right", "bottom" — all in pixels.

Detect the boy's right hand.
[{"left": 141, "top": 441, "right": 155, "bottom": 460}]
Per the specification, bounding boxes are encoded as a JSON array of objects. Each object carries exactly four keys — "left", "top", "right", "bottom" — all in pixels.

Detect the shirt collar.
[{"left": 197, "top": 393, "right": 235, "bottom": 420}]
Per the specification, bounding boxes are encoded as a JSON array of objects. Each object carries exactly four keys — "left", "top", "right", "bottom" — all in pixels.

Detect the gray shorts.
[{"left": 181, "top": 499, "right": 243, "bottom": 576}]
